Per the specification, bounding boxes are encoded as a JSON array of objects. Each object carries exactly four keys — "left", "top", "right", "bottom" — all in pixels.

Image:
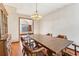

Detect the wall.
[
  {"left": 4, "top": 5, "right": 19, "bottom": 42},
  {"left": 34, "top": 20, "right": 40, "bottom": 34},
  {"left": 40, "top": 4, "right": 79, "bottom": 49}
]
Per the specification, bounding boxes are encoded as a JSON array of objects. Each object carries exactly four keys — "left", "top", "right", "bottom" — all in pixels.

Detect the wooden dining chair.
[
  {"left": 21, "top": 35, "right": 36, "bottom": 48},
  {"left": 20, "top": 37, "right": 25, "bottom": 55},
  {"left": 22, "top": 42, "right": 48, "bottom": 56},
  {"left": 63, "top": 43, "right": 79, "bottom": 56},
  {"left": 72, "top": 43, "right": 79, "bottom": 56},
  {"left": 56, "top": 34, "right": 68, "bottom": 39},
  {"left": 20, "top": 36, "right": 48, "bottom": 56},
  {"left": 46, "top": 33, "right": 52, "bottom": 37}
]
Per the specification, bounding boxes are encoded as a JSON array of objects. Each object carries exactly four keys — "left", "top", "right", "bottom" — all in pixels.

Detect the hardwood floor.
[
  {"left": 11, "top": 41, "right": 23, "bottom": 56},
  {"left": 11, "top": 41, "right": 79, "bottom": 56}
]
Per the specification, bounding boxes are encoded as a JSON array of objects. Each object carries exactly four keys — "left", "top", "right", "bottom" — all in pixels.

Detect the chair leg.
[
  {"left": 74, "top": 46, "right": 77, "bottom": 56},
  {"left": 22, "top": 48, "right": 26, "bottom": 56},
  {"left": 23, "top": 52, "right": 25, "bottom": 56}
]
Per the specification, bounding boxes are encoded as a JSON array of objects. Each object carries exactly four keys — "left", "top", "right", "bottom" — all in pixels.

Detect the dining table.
[{"left": 30, "top": 34, "right": 73, "bottom": 56}]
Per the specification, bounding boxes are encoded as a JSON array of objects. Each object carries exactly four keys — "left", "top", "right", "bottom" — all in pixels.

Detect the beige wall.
[
  {"left": 34, "top": 20, "right": 40, "bottom": 34},
  {"left": 40, "top": 4, "right": 79, "bottom": 50}
]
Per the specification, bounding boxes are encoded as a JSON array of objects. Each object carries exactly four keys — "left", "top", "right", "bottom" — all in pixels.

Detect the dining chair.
[
  {"left": 72, "top": 43, "right": 79, "bottom": 56},
  {"left": 21, "top": 37, "right": 47, "bottom": 56},
  {"left": 62, "top": 43, "right": 79, "bottom": 56},
  {"left": 56, "top": 34, "right": 67, "bottom": 39},
  {"left": 46, "top": 33, "right": 52, "bottom": 37},
  {"left": 20, "top": 37, "right": 27, "bottom": 55},
  {"left": 22, "top": 41, "right": 48, "bottom": 56}
]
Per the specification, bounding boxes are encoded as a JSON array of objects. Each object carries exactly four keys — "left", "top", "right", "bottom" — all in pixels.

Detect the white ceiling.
[{"left": 4, "top": 3, "right": 71, "bottom": 16}]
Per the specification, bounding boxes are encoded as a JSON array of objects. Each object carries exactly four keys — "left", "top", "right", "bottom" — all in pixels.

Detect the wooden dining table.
[{"left": 30, "top": 34, "right": 73, "bottom": 56}]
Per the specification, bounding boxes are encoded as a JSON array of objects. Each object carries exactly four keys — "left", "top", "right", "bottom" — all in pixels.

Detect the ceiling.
[{"left": 4, "top": 3, "right": 71, "bottom": 16}]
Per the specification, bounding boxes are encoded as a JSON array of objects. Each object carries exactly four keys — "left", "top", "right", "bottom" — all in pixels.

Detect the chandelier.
[{"left": 31, "top": 3, "right": 42, "bottom": 20}]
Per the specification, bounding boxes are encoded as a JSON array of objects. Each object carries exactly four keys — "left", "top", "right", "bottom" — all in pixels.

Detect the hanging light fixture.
[{"left": 31, "top": 3, "right": 42, "bottom": 20}]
